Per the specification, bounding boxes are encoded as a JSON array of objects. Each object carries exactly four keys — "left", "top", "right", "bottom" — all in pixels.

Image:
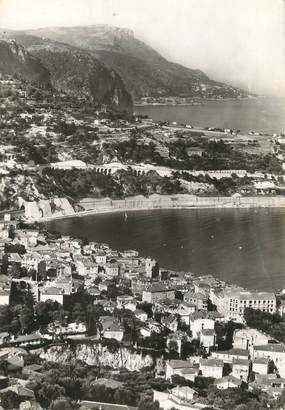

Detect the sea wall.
[
  {"left": 26, "top": 194, "right": 285, "bottom": 222},
  {"left": 79, "top": 194, "right": 285, "bottom": 214}
]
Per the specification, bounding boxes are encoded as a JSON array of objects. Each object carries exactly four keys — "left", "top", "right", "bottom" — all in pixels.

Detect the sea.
[
  {"left": 46, "top": 208, "right": 285, "bottom": 292},
  {"left": 135, "top": 97, "right": 285, "bottom": 134},
  {"left": 47, "top": 98, "right": 285, "bottom": 292}
]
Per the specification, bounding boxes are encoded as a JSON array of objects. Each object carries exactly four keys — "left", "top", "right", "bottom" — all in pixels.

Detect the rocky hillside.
[
  {"left": 39, "top": 343, "right": 153, "bottom": 371},
  {"left": 23, "top": 25, "right": 247, "bottom": 99},
  {"left": 0, "top": 39, "right": 51, "bottom": 87},
  {"left": 0, "top": 33, "right": 133, "bottom": 114}
]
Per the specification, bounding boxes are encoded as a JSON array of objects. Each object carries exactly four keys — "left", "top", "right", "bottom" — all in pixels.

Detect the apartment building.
[{"left": 210, "top": 288, "right": 276, "bottom": 321}]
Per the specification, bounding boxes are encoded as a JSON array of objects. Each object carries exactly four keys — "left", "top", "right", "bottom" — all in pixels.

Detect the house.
[
  {"left": 103, "top": 322, "right": 124, "bottom": 342},
  {"left": 211, "top": 348, "right": 249, "bottom": 364},
  {"left": 214, "top": 375, "right": 242, "bottom": 390},
  {"left": 40, "top": 286, "right": 64, "bottom": 304},
  {"left": 233, "top": 327, "right": 270, "bottom": 353},
  {"left": 232, "top": 358, "right": 250, "bottom": 382},
  {"left": 167, "top": 331, "right": 188, "bottom": 356},
  {"left": 175, "top": 302, "right": 196, "bottom": 325},
  {"left": 199, "top": 358, "right": 224, "bottom": 379},
  {"left": 153, "top": 387, "right": 198, "bottom": 410},
  {"left": 0, "top": 289, "right": 9, "bottom": 305},
  {"left": 165, "top": 360, "right": 194, "bottom": 380},
  {"left": 169, "top": 386, "right": 197, "bottom": 402},
  {"left": 105, "top": 262, "right": 120, "bottom": 277},
  {"left": 142, "top": 284, "right": 175, "bottom": 303},
  {"left": 117, "top": 295, "right": 134, "bottom": 309},
  {"left": 21, "top": 252, "right": 42, "bottom": 270},
  {"left": 75, "top": 258, "right": 99, "bottom": 276},
  {"left": 145, "top": 257, "right": 156, "bottom": 278},
  {"left": 252, "top": 357, "right": 269, "bottom": 375},
  {"left": 80, "top": 401, "right": 137, "bottom": 410},
  {"left": 194, "top": 282, "right": 211, "bottom": 296},
  {"left": 200, "top": 329, "right": 216, "bottom": 352},
  {"left": 253, "top": 344, "right": 285, "bottom": 378},
  {"left": 94, "top": 253, "right": 107, "bottom": 265},
  {"left": 11, "top": 332, "right": 44, "bottom": 347},
  {"left": 186, "top": 147, "right": 204, "bottom": 158},
  {"left": 189, "top": 313, "right": 215, "bottom": 339},
  {"left": 183, "top": 292, "right": 207, "bottom": 310}
]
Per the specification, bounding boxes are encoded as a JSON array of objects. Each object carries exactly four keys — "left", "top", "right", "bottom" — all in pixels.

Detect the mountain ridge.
[{"left": 9, "top": 25, "right": 247, "bottom": 100}]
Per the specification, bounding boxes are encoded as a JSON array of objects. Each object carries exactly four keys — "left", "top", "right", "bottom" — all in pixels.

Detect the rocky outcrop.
[
  {"left": 19, "top": 197, "right": 75, "bottom": 220},
  {"left": 39, "top": 343, "right": 153, "bottom": 371},
  {"left": 0, "top": 39, "right": 51, "bottom": 87},
  {"left": 1, "top": 33, "right": 133, "bottom": 114}
]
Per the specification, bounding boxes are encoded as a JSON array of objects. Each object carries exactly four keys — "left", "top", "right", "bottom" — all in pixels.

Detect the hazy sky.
[{"left": 0, "top": 0, "right": 284, "bottom": 96}]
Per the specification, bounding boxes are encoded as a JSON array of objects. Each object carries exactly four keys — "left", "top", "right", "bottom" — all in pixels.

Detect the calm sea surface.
[
  {"left": 46, "top": 208, "right": 285, "bottom": 292},
  {"left": 135, "top": 98, "right": 285, "bottom": 134}
]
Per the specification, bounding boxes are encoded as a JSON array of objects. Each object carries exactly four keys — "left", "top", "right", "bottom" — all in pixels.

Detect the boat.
[{"left": 124, "top": 212, "right": 128, "bottom": 221}]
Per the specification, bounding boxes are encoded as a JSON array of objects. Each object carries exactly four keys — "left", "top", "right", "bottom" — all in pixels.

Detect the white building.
[
  {"left": 232, "top": 358, "right": 250, "bottom": 382},
  {"left": 183, "top": 292, "right": 207, "bottom": 310},
  {"left": 40, "top": 287, "right": 64, "bottom": 304},
  {"left": 0, "top": 290, "right": 9, "bottom": 305},
  {"left": 214, "top": 375, "right": 242, "bottom": 390},
  {"left": 189, "top": 316, "right": 215, "bottom": 339},
  {"left": 142, "top": 284, "right": 175, "bottom": 303},
  {"left": 199, "top": 358, "right": 224, "bottom": 379},
  {"left": 233, "top": 327, "right": 270, "bottom": 353},
  {"left": 211, "top": 348, "right": 249, "bottom": 364},
  {"left": 153, "top": 387, "right": 198, "bottom": 410},
  {"left": 253, "top": 344, "right": 285, "bottom": 378},
  {"left": 200, "top": 328, "right": 216, "bottom": 352},
  {"left": 252, "top": 358, "right": 269, "bottom": 375},
  {"left": 210, "top": 289, "right": 276, "bottom": 321}
]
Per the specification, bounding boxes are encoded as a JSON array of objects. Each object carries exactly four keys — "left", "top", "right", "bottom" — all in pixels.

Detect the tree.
[
  {"left": 36, "top": 383, "right": 66, "bottom": 408},
  {"left": 138, "top": 399, "right": 160, "bottom": 410},
  {"left": 19, "top": 307, "right": 34, "bottom": 332},
  {"left": 0, "top": 390, "right": 21, "bottom": 409}
]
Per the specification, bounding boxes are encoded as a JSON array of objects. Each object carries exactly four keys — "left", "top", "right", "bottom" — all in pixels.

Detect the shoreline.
[
  {"left": 134, "top": 96, "right": 256, "bottom": 107},
  {"left": 33, "top": 194, "right": 285, "bottom": 223}
]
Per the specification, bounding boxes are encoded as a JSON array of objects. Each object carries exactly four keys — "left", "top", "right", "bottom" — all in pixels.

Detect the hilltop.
[{"left": 6, "top": 25, "right": 247, "bottom": 100}]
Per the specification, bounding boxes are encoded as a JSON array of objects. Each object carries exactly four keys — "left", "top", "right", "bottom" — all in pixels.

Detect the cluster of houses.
[{"left": 0, "top": 223, "right": 285, "bottom": 410}]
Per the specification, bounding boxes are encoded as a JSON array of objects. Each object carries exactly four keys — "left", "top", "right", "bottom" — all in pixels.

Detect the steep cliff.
[
  {"left": 39, "top": 343, "right": 153, "bottom": 371},
  {"left": 0, "top": 39, "right": 51, "bottom": 87},
  {"left": 1, "top": 33, "right": 133, "bottom": 114}
]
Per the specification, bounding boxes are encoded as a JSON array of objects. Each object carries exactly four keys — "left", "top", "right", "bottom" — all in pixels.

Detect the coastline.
[
  {"left": 134, "top": 96, "right": 255, "bottom": 107},
  {"left": 34, "top": 194, "right": 285, "bottom": 223}
]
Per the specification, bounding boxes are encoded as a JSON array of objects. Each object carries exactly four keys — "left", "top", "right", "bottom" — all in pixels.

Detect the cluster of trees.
[
  {"left": 35, "top": 168, "right": 185, "bottom": 200},
  {"left": 0, "top": 285, "right": 113, "bottom": 335},
  {"left": 20, "top": 363, "right": 169, "bottom": 409},
  {"left": 174, "top": 171, "right": 255, "bottom": 196},
  {"left": 244, "top": 308, "right": 285, "bottom": 343},
  {"left": 112, "top": 138, "right": 282, "bottom": 175}
]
